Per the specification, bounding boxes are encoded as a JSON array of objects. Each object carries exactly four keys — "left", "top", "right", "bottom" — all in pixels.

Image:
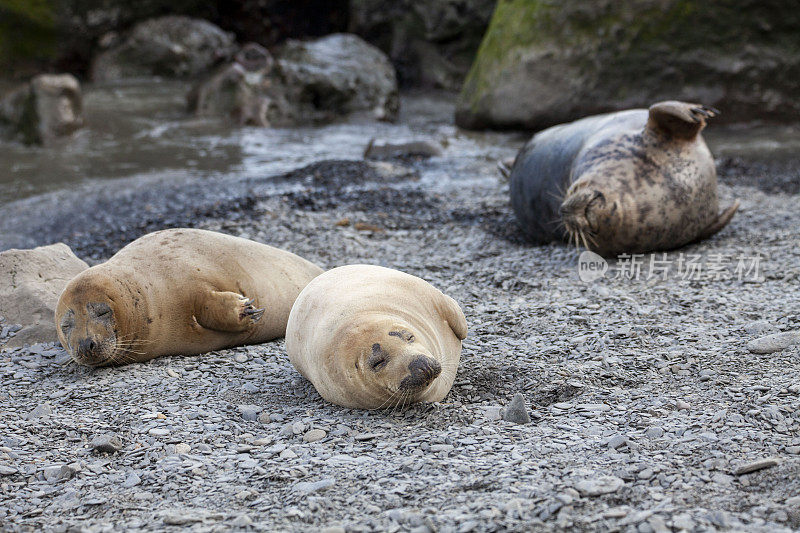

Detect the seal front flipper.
[
  {"left": 648, "top": 100, "right": 719, "bottom": 140},
  {"left": 436, "top": 293, "right": 468, "bottom": 340},
  {"left": 195, "top": 291, "right": 265, "bottom": 332},
  {"left": 693, "top": 199, "right": 740, "bottom": 242}
]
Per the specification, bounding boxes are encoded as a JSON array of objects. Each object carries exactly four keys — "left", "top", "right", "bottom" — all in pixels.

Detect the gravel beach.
[{"left": 1, "top": 100, "right": 800, "bottom": 532}]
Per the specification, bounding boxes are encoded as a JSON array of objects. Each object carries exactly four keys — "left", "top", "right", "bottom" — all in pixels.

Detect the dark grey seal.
[{"left": 509, "top": 101, "right": 739, "bottom": 256}]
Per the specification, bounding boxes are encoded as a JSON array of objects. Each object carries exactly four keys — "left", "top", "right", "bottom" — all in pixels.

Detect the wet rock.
[
  {"left": 188, "top": 43, "right": 289, "bottom": 126},
  {"left": 0, "top": 243, "right": 88, "bottom": 348},
  {"left": 574, "top": 475, "right": 625, "bottom": 497},
  {"left": 502, "top": 393, "right": 531, "bottom": 424},
  {"left": 0, "top": 74, "right": 83, "bottom": 145},
  {"left": 279, "top": 33, "right": 398, "bottom": 122},
  {"left": 457, "top": 2, "right": 800, "bottom": 129},
  {"left": 349, "top": 0, "right": 495, "bottom": 89},
  {"left": 90, "top": 433, "right": 123, "bottom": 454},
  {"left": 190, "top": 34, "right": 398, "bottom": 126},
  {"left": 747, "top": 331, "right": 800, "bottom": 354},
  {"left": 91, "top": 16, "right": 236, "bottom": 82},
  {"left": 364, "top": 138, "right": 443, "bottom": 159}
]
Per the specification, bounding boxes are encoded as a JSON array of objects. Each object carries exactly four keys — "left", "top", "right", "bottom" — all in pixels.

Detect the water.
[{"left": 0, "top": 81, "right": 523, "bottom": 208}]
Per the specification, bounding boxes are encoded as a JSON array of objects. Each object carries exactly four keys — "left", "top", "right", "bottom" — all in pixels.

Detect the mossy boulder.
[{"left": 456, "top": 0, "right": 800, "bottom": 130}]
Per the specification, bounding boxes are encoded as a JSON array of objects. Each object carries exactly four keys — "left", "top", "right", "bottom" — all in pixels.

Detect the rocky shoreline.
[{"left": 1, "top": 133, "right": 799, "bottom": 530}]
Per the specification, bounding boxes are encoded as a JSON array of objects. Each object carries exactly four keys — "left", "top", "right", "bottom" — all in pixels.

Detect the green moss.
[
  {"left": 0, "top": 0, "right": 56, "bottom": 71},
  {"left": 460, "top": 0, "right": 800, "bottom": 116}
]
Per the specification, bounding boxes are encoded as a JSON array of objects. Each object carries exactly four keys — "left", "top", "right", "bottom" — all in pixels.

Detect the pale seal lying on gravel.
[
  {"left": 509, "top": 100, "right": 740, "bottom": 255},
  {"left": 285, "top": 265, "right": 467, "bottom": 409},
  {"left": 56, "top": 228, "right": 323, "bottom": 366}
]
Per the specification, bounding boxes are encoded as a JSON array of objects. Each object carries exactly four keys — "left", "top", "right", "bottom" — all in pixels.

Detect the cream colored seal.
[
  {"left": 55, "top": 228, "right": 323, "bottom": 366},
  {"left": 285, "top": 264, "right": 467, "bottom": 409},
  {"left": 510, "top": 100, "right": 739, "bottom": 255}
]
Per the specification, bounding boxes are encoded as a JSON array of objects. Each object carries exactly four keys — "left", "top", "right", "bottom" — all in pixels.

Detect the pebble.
[
  {"left": 502, "top": 393, "right": 531, "bottom": 424},
  {"left": 0, "top": 465, "right": 18, "bottom": 475},
  {"left": 257, "top": 412, "right": 271, "bottom": 424},
  {"left": 149, "top": 428, "right": 170, "bottom": 437},
  {"left": 734, "top": 458, "right": 779, "bottom": 475},
  {"left": 234, "top": 354, "right": 249, "bottom": 363},
  {"left": 26, "top": 403, "right": 52, "bottom": 419},
  {"left": 483, "top": 406, "right": 502, "bottom": 421},
  {"left": 675, "top": 400, "right": 690, "bottom": 410},
  {"left": 163, "top": 512, "right": 203, "bottom": 525},
  {"left": 174, "top": 443, "right": 191, "bottom": 454},
  {"left": 294, "top": 478, "right": 335, "bottom": 493},
  {"left": 232, "top": 514, "right": 253, "bottom": 527},
  {"left": 607, "top": 435, "right": 627, "bottom": 449},
  {"left": 747, "top": 331, "right": 800, "bottom": 354},
  {"left": 743, "top": 320, "right": 777, "bottom": 335},
  {"left": 239, "top": 405, "right": 262, "bottom": 421},
  {"left": 241, "top": 383, "right": 259, "bottom": 394},
  {"left": 122, "top": 472, "right": 141, "bottom": 488},
  {"left": 574, "top": 475, "right": 625, "bottom": 496},
  {"left": 279, "top": 448, "right": 298, "bottom": 460},
  {"left": 90, "top": 433, "right": 123, "bottom": 453},
  {"left": 303, "top": 429, "right": 327, "bottom": 443},
  {"left": 645, "top": 427, "right": 664, "bottom": 439},
  {"left": 785, "top": 496, "right": 800, "bottom": 506}
]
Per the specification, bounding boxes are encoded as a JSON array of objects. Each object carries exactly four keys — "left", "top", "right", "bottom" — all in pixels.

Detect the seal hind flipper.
[
  {"left": 693, "top": 199, "right": 740, "bottom": 242},
  {"left": 648, "top": 101, "right": 719, "bottom": 140},
  {"left": 196, "top": 291, "right": 265, "bottom": 332}
]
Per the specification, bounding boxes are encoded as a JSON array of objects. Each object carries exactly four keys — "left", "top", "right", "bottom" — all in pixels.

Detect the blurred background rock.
[{"left": 0, "top": 0, "right": 492, "bottom": 91}]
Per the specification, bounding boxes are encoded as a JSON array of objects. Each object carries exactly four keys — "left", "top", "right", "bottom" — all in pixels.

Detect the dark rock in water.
[
  {"left": 364, "top": 138, "right": 444, "bottom": 159},
  {"left": 90, "top": 16, "right": 236, "bottom": 82},
  {"left": 502, "top": 393, "right": 531, "bottom": 424},
  {"left": 349, "top": 0, "right": 496, "bottom": 90},
  {"left": 189, "top": 33, "right": 399, "bottom": 125},
  {"left": 278, "top": 33, "right": 399, "bottom": 122},
  {"left": 457, "top": 1, "right": 800, "bottom": 130},
  {"left": 0, "top": 74, "right": 83, "bottom": 145},
  {"left": 0, "top": 243, "right": 88, "bottom": 348}
]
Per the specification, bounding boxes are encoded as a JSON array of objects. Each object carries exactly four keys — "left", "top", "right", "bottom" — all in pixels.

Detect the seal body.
[
  {"left": 56, "top": 228, "right": 323, "bottom": 366},
  {"left": 510, "top": 101, "right": 739, "bottom": 255},
  {"left": 286, "top": 265, "right": 467, "bottom": 409}
]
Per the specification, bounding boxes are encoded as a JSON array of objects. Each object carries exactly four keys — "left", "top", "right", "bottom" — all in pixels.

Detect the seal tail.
[{"left": 694, "top": 199, "right": 740, "bottom": 242}]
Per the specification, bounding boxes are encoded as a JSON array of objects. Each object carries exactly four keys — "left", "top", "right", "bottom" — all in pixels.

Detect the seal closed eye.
[
  {"left": 285, "top": 265, "right": 467, "bottom": 410},
  {"left": 55, "top": 228, "right": 323, "bottom": 366},
  {"left": 509, "top": 100, "right": 739, "bottom": 255}
]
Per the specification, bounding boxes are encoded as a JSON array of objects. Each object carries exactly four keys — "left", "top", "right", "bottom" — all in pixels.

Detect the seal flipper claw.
[
  {"left": 648, "top": 100, "right": 718, "bottom": 139},
  {"left": 196, "top": 291, "right": 263, "bottom": 332},
  {"left": 693, "top": 199, "right": 740, "bottom": 242}
]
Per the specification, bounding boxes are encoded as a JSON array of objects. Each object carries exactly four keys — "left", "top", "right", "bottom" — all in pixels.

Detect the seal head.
[{"left": 56, "top": 268, "right": 145, "bottom": 366}]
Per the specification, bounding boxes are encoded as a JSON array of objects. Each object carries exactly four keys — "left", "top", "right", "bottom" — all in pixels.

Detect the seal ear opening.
[{"left": 437, "top": 293, "right": 468, "bottom": 340}]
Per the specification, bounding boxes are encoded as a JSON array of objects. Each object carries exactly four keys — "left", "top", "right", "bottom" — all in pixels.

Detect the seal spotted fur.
[{"left": 509, "top": 101, "right": 739, "bottom": 255}]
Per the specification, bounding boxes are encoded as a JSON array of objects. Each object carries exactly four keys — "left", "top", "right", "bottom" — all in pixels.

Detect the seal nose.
[
  {"left": 404, "top": 356, "right": 442, "bottom": 388},
  {"left": 77, "top": 338, "right": 97, "bottom": 358}
]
